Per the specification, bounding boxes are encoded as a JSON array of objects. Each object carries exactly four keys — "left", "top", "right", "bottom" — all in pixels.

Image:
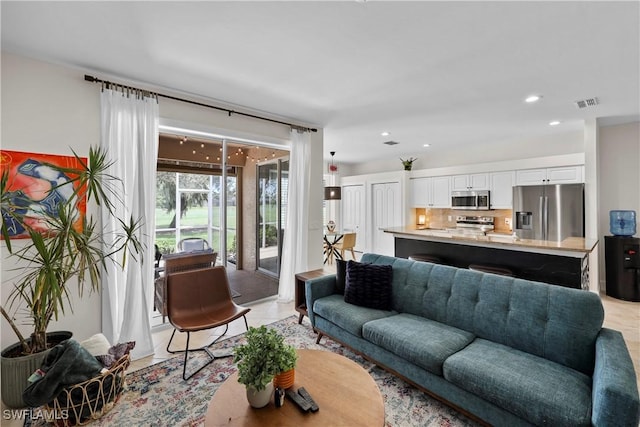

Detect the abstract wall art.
[{"left": 0, "top": 150, "right": 87, "bottom": 239}]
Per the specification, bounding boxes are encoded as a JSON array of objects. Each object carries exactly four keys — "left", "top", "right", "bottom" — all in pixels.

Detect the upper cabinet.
[
  {"left": 515, "top": 166, "right": 583, "bottom": 186},
  {"left": 411, "top": 176, "right": 451, "bottom": 208},
  {"left": 451, "top": 173, "right": 489, "bottom": 191},
  {"left": 489, "top": 171, "right": 515, "bottom": 209}
]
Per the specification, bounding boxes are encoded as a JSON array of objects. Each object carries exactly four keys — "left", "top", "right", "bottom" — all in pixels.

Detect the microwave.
[{"left": 451, "top": 190, "right": 491, "bottom": 210}]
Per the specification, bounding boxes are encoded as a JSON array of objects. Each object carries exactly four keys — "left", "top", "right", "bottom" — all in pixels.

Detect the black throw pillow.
[
  {"left": 344, "top": 260, "right": 393, "bottom": 310},
  {"left": 335, "top": 259, "right": 347, "bottom": 294}
]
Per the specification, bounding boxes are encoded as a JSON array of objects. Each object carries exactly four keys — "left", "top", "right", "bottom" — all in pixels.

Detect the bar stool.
[
  {"left": 409, "top": 254, "right": 444, "bottom": 264},
  {"left": 468, "top": 264, "right": 515, "bottom": 277}
]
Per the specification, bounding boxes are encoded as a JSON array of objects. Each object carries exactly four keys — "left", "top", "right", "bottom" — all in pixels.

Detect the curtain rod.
[{"left": 84, "top": 74, "right": 318, "bottom": 133}]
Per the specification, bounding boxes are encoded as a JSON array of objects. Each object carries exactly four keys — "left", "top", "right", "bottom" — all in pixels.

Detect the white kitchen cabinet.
[
  {"left": 410, "top": 176, "right": 451, "bottom": 208},
  {"left": 489, "top": 170, "right": 515, "bottom": 209},
  {"left": 451, "top": 173, "right": 489, "bottom": 191},
  {"left": 410, "top": 177, "right": 429, "bottom": 207},
  {"left": 516, "top": 166, "right": 583, "bottom": 186}
]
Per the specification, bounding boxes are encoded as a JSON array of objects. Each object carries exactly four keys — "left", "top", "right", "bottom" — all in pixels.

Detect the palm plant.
[{"left": 1, "top": 146, "right": 143, "bottom": 355}]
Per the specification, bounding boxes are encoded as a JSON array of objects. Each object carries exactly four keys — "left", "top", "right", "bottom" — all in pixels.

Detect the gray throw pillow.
[{"left": 344, "top": 260, "right": 393, "bottom": 310}]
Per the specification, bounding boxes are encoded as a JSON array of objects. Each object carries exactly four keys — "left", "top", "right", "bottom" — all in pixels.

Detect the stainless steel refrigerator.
[{"left": 513, "top": 183, "right": 584, "bottom": 241}]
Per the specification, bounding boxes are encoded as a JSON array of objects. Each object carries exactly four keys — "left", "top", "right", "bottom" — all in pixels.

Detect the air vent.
[
  {"left": 383, "top": 140, "right": 399, "bottom": 146},
  {"left": 574, "top": 97, "right": 599, "bottom": 109}
]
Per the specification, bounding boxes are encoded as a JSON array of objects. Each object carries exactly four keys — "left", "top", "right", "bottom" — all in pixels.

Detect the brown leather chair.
[
  {"left": 154, "top": 250, "right": 217, "bottom": 321},
  {"left": 166, "top": 266, "right": 250, "bottom": 380}
]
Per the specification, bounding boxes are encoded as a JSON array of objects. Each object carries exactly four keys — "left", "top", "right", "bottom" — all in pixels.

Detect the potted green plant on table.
[
  {"left": 0, "top": 146, "right": 142, "bottom": 408},
  {"left": 233, "top": 325, "right": 298, "bottom": 408}
]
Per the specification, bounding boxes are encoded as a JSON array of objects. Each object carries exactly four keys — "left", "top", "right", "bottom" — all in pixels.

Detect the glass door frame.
[{"left": 256, "top": 156, "right": 289, "bottom": 277}]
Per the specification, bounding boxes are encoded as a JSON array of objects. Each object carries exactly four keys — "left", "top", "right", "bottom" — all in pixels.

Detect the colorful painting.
[{"left": 0, "top": 150, "right": 87, "bottom": 239}]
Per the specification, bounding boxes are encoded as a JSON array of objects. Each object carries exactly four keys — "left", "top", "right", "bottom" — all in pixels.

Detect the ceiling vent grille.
[
  {"left": 574, "top": 97, "right": 599, "bottom": 109},
  {"left": 383, "top": 140, "right": 399, "bottom": 146}
]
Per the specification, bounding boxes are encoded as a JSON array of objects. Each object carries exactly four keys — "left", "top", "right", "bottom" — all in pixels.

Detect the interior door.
[
  {"left": 341, "top": 184, "right": 365, "bottom": 252},
  {"left": 372, "top": 182, "right": 402, "bottom": 256}
]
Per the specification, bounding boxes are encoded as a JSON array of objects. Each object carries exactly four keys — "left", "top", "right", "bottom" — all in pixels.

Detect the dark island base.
[{"left": 395, "top": 237, "right": 586, "bottom": 289}]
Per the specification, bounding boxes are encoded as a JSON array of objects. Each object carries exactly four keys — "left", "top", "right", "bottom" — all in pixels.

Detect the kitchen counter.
[
  {"left": 384, "top": 227, "right": 598, "bottom": 289},
  {"left": 384, "top": 226, "right": 598, "bottom": 257}
]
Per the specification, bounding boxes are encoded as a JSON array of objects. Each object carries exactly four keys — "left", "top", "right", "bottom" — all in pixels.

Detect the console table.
[{"left": 294, "top": 269, "right": 333, "bottom": 324}]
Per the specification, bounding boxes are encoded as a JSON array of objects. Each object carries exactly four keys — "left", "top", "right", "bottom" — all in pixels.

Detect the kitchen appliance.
[
  {"left": 513, "top": 183, "right": 584, "bottom": 241},
  {"left": 448, "top": 216, "right": 494, "bottom": 236},
  {"left": 451, "top": 190, "right": 491, "bottom": 211},
  {"left": 605, "top": 236, "right": 640, "bottom": 302},
  {"left": 609, "top": 210, "right": 636, "bottom": 236}
]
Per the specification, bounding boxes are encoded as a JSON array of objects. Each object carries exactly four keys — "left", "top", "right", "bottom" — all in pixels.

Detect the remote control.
[
  {"left": 285, "top": 388, "right": 312, "bottom": 412},
  {"left": 297, "top": 387, "right": 319, "bottom": 412}
]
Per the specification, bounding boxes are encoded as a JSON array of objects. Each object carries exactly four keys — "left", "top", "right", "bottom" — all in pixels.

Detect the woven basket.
[{"left": 44, "top": 354, "right": 130, "bottom": 426}]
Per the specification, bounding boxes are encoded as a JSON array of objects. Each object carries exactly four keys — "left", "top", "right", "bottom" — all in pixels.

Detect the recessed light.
[
  {"left": 381, "top": 131, "right": 390, "bottom": 137},
  {"left": 423, "top": 144, "right": 430, "bottom": 147},
  {"left": 549, "top": 120, "right": 561, "bottom": 126},
  {"left": 525, "top": 95, "right": 542, "bottom": 103}
]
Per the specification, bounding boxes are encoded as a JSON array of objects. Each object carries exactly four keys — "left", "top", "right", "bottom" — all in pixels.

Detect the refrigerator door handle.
[
  {"left": 539, "top": 196, "right": 544, "bottom": 240},
  {"left": 543, "top": 196, "right": 549, "bottom": 240}
]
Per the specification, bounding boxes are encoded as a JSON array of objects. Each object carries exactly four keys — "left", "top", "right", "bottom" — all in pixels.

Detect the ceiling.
[{"left": 2, "top": 1, "right": 639, "bottom": 164}]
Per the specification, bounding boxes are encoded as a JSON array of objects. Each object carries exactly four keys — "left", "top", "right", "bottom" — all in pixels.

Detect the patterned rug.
[{"left": 37, "top": 316, "right": 480, "bottom": 426}]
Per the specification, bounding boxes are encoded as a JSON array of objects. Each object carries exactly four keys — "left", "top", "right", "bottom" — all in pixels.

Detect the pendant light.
[{"left": 324, "top": 151, "right": 341, "bottom": 200}]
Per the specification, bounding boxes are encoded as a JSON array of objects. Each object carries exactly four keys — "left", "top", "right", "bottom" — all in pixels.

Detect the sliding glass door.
[{"left": 256, "top": 158, "right": 288, "bottom": 276}]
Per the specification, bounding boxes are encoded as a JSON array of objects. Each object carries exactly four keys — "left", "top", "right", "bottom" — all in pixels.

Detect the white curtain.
[
  {"left": 278, "top": 130, "right": 312, "bottom": 302},
  {"left": 100, "top": 88, "right": 158, "bottom": 359}
]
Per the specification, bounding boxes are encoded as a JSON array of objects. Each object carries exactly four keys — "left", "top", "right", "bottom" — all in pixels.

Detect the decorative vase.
[
  {"left": 327, "top": 221, "right": 336, "bottom": 233},
  {"left": 404, "top": 164, "right": 412, "bottom": 171},
  {"left": 273, "top": 368, "right": 295, "bottom": 389},
  {"left": 1, "top": 331, "right": 73, "bottom": 408},
  {"left": 246, "top": 382, "right": 274, "bottom": 408}
]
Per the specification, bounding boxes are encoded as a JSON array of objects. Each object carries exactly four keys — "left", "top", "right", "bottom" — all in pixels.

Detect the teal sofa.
[{"left": 306, "top": 254, "right": 639, "bottom": 426}]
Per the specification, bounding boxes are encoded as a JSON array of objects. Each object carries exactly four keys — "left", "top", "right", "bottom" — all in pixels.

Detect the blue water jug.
[{"left": 609, "top": 210, "right": 636, "bottom": 236}]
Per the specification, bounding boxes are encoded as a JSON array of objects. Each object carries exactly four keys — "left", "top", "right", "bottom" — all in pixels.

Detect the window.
[{"left": 155, "top": 171, "right": 237, "bottom": 260}]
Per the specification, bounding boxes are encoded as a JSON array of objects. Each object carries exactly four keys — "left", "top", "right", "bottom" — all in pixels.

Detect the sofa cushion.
[
  {"left": 313, "top": 294, "right": 396, "bottom": 337},
  {"left": 344, "top": 260, "right": 393, "bottom": 310},
  {"left": 363, "top": 313, "right": 475, "bottom": 376},
  {"left": 443, "top": 338, "right": 592, "bottom": 427}
]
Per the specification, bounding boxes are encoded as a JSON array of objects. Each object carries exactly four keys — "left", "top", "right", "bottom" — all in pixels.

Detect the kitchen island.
[{"left": 384, "top": 227, "right": 598, "bottom": 289}]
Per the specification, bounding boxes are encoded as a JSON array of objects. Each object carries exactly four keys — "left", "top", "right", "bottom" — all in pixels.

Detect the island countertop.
[{"left": 384, "top": 226, "right": 598, "bottom": 257}]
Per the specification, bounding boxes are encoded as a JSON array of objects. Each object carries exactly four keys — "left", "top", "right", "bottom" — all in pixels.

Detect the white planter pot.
[{"left": 246, "top": 382, "right": 274, "bottom": 408}]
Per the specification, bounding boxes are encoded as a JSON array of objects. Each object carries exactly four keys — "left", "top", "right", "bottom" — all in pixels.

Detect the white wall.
[
  {"left": 341, "top": 130, "right": 584, "bottom": 177},
  {"left": 598, "top": 121, "right": 640, "bottom": 289},
  {"left": 1, "top": 52, "right": 102, "bottom": 352},
  {"left": 1, "top": 52, "right": 324, "bottom": 350}
]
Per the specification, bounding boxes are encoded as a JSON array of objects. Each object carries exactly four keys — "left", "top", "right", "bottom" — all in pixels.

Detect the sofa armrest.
[
  {"left": 305, "top": 275, "right": 337, "bottom": 327},
  {"left": 592, "top": 328, "right": 640, "bottom": 427}
]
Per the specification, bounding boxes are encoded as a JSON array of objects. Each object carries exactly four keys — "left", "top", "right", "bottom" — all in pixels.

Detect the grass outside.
[{"left": 155, "top": 205, "right": 278, "bottom": 228}]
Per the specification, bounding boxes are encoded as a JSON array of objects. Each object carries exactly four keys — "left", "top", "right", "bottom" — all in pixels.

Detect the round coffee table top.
[{"left": 205, "top": 349, "right": 384, "bottom": 426}]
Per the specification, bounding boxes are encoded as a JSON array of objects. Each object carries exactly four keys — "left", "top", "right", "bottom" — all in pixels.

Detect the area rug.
[{"left": 35, "top": 316, "right": 480, "bottom": 426}]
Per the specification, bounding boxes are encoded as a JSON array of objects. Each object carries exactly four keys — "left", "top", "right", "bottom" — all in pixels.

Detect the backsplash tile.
[{"left": 413, "top": 208, "right": 513, "bottom": 233}]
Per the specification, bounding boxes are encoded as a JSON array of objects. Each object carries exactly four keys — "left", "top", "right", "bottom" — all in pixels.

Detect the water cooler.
[
  {"left": 605, "top": 210, "right": 639, "bottom": 302},
  {"left": 605, "top": 236, "right": 640, "bottom": 302}
]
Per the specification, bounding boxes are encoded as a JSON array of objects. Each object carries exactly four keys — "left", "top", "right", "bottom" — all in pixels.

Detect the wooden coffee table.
[{"left": 205, "top": 349, "right": 384, "bottom": 426}]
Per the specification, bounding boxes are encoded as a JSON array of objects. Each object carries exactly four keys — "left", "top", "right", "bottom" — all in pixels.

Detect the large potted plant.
[
  {"left": 233, "top": 325, "right": 297, "bottom": 408},
  {"left": 0, "top": 146, "right": 142, "bottom": 408}
]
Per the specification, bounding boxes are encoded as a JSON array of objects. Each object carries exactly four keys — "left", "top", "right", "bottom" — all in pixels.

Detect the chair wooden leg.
[
  {"left": 315, "top": 332, "right": 324, "bottom": 344},
  {"left": 350, "top": 248, "right": 356, "bottom": 260}
]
